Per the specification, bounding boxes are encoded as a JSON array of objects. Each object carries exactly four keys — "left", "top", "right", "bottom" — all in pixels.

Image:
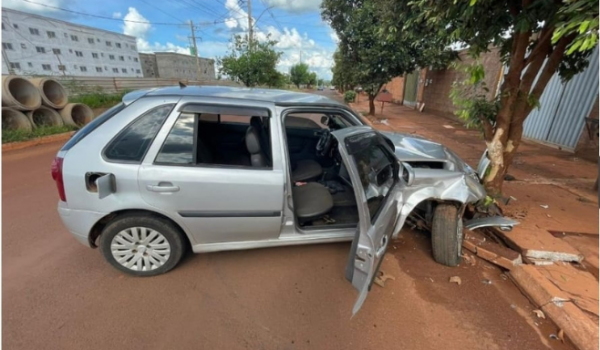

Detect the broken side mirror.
[
  {"left": 321, "top": 115, "right": 330, "bottom": 126},
  {"left": 399, "top": 161, "right": 415, "bottom": 186}
]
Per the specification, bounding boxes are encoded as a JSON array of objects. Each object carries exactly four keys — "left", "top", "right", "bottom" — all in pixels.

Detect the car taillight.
[{"left": 51, "top": 157, "right": 66, "bottom": 202}]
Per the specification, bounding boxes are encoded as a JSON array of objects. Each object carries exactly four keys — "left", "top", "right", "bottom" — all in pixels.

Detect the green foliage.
[
  {"left": 344, "top": 91, "right": 357, "bottom": 103},
  {"left": 70, "top": 90, "right": 128, "bottom": 108},
  {"left": 2, "top": 125, "right": 77, "bottom": 144},
  {"left": 449, "top": 62, "right": 498, "bottom": 131},
  {"left": 289, "top": 63, "right": 311, "bottom": 88},
  {"left": 553, "top": 0, "right": 599, "bottom": 55},
  {"left": 308, "top": 72, "right": 317, "bottom": 87},
  {"left": 218, "top": 35, "right": 283, "bottom": 87},
  {"left": 317, "top": 78, "right": 324, "bottom": 87}
]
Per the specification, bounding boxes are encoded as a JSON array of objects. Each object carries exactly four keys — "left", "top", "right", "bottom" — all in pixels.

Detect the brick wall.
[
  {"left": 422, "top": 47, "right": 503, "bottom": 118},
  {"left": 382, "top": 76, "right": 405, "bottom": 104}
]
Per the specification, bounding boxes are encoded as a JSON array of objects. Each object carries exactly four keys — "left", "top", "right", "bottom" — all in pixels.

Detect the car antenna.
[{"left": 178, "top": 81, "right": 187, "bottom": 89}]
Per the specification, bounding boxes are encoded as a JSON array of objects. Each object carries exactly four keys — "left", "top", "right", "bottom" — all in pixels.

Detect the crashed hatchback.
[{"left": 53, "top": 86, "right": 515, "bottom": 313}]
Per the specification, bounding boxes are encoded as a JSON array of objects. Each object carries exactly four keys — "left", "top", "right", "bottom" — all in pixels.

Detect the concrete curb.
[{"left": 2, "top": 131, "right": 75, "bottom": 152}]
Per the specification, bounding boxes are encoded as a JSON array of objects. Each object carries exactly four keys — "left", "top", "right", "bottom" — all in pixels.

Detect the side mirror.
[
  {"left": 321, "top": 115, "right": 330, "bottom": 125},
  {"left": 399, "top": 161, "right": 415, "bottom": 186}
]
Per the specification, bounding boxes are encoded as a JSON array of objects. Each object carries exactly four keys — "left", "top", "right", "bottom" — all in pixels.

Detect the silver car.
[{"left": 53, "top": 86, "right": 515, "bottom": 313}]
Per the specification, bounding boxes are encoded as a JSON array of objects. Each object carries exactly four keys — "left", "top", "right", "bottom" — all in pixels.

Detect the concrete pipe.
[
  {"left": 26, "top": 106, "right": 64, "bottom": 128},
  {"left": 59, "top": 103, "right": 94, "bottom": 127},
  {"left": 2, "top": 107, "right": 33, "bottom": 131},
  {"left": 29, "top": 77, "right": 69, "bottom": 109},
  {"left": 1, "top": 76, "right": 42, "bottom": 111}
]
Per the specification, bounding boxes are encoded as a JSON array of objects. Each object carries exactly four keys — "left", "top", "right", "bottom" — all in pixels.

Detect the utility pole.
[
  {"left": 247, "top": 0, "right": 253, "bottom": 46},
  {"left": 190, "top": 20, "right": 201, "bottom": 80}
]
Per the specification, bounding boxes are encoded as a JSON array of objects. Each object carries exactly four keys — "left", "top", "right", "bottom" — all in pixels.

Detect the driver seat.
[{"left": 292, "top": 159, "right": 323, "bottom": 182}]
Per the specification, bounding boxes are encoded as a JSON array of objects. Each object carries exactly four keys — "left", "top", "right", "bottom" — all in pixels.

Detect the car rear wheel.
[
  {"left": 99, "top": 214, "right": 185, "bottom": 276},
  {"left": 431, "top": 204, "right": 463, "bottom": 267}
]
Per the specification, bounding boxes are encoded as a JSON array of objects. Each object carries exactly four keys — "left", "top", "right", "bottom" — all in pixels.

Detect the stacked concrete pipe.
[
  {"left": 2, "top": 107, "right": 33, "bottom": 132},
  {"left": 2, "top": 76, "right": 42, "bottom": 111},
  {"left": 59, "top": 103, "right": 94, "bottom": 127},
  {"left": 26, "top": 106, "right": 64, "bottom": 128},
  {"left": 29, "top": 77, "right": 68, "bottom": 109}
]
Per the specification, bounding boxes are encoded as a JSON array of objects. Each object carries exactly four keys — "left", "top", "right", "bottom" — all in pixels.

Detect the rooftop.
[{"left": 124, "top": 85, "right": 344, "bottom": 107}]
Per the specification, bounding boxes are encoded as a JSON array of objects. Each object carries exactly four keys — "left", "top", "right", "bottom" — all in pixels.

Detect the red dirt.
[{"left": 1, "top": 92, "right": 575, "bottom": 350}]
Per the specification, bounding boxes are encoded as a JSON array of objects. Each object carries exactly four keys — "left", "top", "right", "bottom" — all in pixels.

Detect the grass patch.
[
  {"left": 70, "top": 90, "right": 129, "bottom": 109},
  {"left": 2, "top": 125, "right": 78, "bottom": 144}
]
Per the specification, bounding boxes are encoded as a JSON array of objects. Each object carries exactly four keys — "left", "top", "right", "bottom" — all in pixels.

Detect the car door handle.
[{"left": 146, "top": 183, "right": 180, "bottom": 193}]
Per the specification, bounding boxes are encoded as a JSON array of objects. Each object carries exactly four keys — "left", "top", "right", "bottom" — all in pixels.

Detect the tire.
[
  {"left": 99, "top": 214, "right": 186, "bottom": 276},
  {"left": 431, "top": 204, "right": 463, "bottom": 267}
]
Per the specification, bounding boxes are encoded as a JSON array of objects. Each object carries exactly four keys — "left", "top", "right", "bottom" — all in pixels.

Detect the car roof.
[{"left": 123, "top": 85, "right": 345, "bottom": 107}]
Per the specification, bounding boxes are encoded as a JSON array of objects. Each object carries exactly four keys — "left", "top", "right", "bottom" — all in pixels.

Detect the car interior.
[{"left": 188, "top": 110, "right": 363, "bottom": 230}]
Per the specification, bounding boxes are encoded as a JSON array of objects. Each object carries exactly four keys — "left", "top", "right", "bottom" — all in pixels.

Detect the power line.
[
  {"left": 17, "top": 0, "right": 185, "bottom": 25},
  {"left": 138, "top": 0, "right": 187, "bottom": 23}
]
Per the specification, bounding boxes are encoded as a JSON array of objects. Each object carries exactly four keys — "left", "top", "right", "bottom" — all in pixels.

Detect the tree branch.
[
  {"left": 478, "top": 115, "right": 494, "bottom": 141},
  {"left": 524, "top": 25, "right": 553, "bottom": 66}
]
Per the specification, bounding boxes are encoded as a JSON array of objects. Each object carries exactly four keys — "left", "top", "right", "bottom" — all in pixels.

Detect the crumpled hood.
[{"left": 379, "top": 131, "right": 450, "bottom": 162}]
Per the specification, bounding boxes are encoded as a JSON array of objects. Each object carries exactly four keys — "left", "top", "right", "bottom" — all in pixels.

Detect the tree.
[
  {"left": 218, "top": 34, "right": 283, "bottom": 87},
  {"left": 317, "top": 78, "right": 324, "bottom": 87},
  {"left": 323, "top": 0, "right": 453, "bottom": 115},
  {"left": 289, "top": 63, "right": 311, "bottom": 88},
  {"left": 308, "top": 72, "right": 318, "bottom": 88},
  {"left": 407, "top": 0, "right": 599, "bottom": 196}
]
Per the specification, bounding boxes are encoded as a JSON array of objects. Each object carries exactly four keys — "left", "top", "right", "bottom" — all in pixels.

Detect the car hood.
[{"left": 379, "top": 131, "right": 449, "bottom": 162}]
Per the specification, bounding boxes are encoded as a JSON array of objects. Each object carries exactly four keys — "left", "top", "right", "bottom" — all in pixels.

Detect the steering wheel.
[{"left": 316, "top": 129, "right": 333, "bottom": 157}]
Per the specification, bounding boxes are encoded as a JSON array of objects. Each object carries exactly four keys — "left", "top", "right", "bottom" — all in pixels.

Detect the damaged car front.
[{"left": 379, "top": 131, "right": 517, "bottom": 266}]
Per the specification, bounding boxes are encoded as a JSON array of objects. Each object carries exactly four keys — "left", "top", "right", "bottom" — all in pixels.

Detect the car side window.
[
  {"left": 104, "top": 104, "right": 174, "bottom": 163},
  {"left": 155, "top": 113, "right": 195, "bottom": 165}
]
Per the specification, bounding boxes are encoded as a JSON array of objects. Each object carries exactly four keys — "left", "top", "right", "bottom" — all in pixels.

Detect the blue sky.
[{"left": 4, "top": 0, "right": 339, "bottom": 79}]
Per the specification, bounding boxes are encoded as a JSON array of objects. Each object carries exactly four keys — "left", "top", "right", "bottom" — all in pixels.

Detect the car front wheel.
[
  {"left": 99, "top": 214, "right": 185, "bottom": 276},
  {"left": 431, "top": 204, "right": 463, "bottom": 267}
]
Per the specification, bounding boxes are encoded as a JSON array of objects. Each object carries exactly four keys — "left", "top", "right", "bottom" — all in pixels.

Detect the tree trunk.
[{"left": 368, "top": 94, "right": 376, "bottom": 115}]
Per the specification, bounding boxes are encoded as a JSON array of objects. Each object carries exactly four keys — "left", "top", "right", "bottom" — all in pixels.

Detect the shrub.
[{"left": 344, "top": 90, "right": 357, "bottom": 103}]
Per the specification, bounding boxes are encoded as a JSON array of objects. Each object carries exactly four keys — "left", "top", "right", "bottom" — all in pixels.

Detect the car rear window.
[
  {"left": 60, "top": 103, "right": 125, "bottom": 151},
  {"left": 103, "top": 104, "right": 174, "bottom": 163}
]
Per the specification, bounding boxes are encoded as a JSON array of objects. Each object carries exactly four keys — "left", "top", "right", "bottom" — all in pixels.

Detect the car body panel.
[
  {"left": 332, "top": 126, "right": 404, "bottom": 314},
  {"left": 465, "top": 217, "right": 519, "bottom": 230}
]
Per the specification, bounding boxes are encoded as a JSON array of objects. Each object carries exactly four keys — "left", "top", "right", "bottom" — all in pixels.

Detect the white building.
[{"left": 1, "top": 8, "right": 143, "bottom": 77}]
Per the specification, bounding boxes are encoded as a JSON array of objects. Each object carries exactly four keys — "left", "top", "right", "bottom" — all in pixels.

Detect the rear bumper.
[{"left": 57, "top": 202, "right": 107, "bottom": 248}]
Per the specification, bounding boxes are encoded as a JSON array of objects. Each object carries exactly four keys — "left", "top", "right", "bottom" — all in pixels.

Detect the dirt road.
[{"left": 2, "top": 92, "right": 571, "bottom": 350}]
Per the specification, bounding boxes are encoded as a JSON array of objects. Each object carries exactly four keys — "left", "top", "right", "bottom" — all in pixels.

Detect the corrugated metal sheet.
[{"left": 523, "top": 47, "right": 599, "bottom": 149}]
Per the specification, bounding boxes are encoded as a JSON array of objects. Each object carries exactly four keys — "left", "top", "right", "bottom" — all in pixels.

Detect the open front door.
[{"left": 332, "top": 127, "right": 404, "bottom": 315}]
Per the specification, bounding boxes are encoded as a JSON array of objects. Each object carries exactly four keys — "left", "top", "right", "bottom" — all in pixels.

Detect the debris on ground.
[
  {"left": 558, "top": 329, "right": 564, "bottom": 343},
  {"left": 462, "top": 253, "right": 476, "bottom": 266},
  {"left": 533, "top": 309, "right": 546, "bottom": 319},
  {"left": 504, "top": 174, "right": 516, "bottom": 181},
  {"left": 449, "top": 276, "right": 462, "bottom": 285},
  {"left": 540, "top": 204, "right": 549, "bottom": 209},
  {"left": 500, "top": 273, "right": 508, "bottom": 281},
  {"left": 482, "top": 279, "right": 492, "bottom": 285},
  {"left": 462, "top": 232, "right": 522, "bottom": 270},
  {"left": 374, "top": 271, "right": 395, "bottom": 288},
  {"left": 549, "top": 334, "right": 559, "bottom": 340},
  {"left": 380, "top": 119, "right": 390, "bottom": 126}
]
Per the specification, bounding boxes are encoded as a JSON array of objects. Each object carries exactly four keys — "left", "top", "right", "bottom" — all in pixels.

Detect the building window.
[
  {"left": 130, "top": 68, "right": 134, "bottom": 71},
  {"left": 13, "top": 24, "right": 18, "bottom": 29},
  {"left": 36, "top": 46, "right": 45, "bottom": 53},
  {"left": 136, "top": 69, "right": 141, "bottom": 73},
  {"left": 92, "top": 52, "right": 99, "bottom": 58},
  {"left": 96, "top": 67, "right": 102, "bottom": 72},
  {"left": 2, "top": 43, "right": 13, "bottom": 50},
  {"left": 64, "top": 33, "right": 68, "bottom": 38},
  {"left": 10, "top": 62, "right": 20, "bottom": 69},
  {"left": 116, "top": 42, "right": 121, "bottom": 48},
  {"left": 69, "top": 49, "right": 73, "bottom": 53},
  {"left": 71, "top": 35, "right": 78, "bottom": 41},
  {"left": 1, "top": 23, "right": 5, "bottom": 30},
  {"left": 47, "top": 31, "right": 56, "bottom": 38},
  {"left": 29, "top": 28, "right": 40, "bottom": 35},
  {"left": 134, "top": 57, "right": 139, "bottom": 62},
  {"left": 121, "top": 68, "right": 127, "bottom": 73},
  {"left": 112, "top": 68, "right": 119, "bottom": 73},
  {"left": 97, "top": 38, "right": 100, "bottom": 42},
  {"left": 58, "top": 65, "right": 66, "bottom": 71},
  {"left": 119, "top": 56, "right": 124, "bottom": 61},
  {"left": 52, "top": 48, "right": 61, "bottom": 54},
  {"left": 109, "top": 54, "right": 115, "bottom": 60},
  {"left": 75, "top": 51, "right": 83, "bottom": 57},
  {"left": 42, "top": 64, "right": 52, "bottom": 71},
  {"left": 106, "top": 41, "right": 112, "bottom": 47},
  {"left": 80, "top": 66, "right": 87, "bottom": 72},
  {"left": 20, "top": 43, "right": 26, "bottom": 49},
  {"left": 88, "top": 38, "right": 94, "bottom": 44},
  {"left": 27, "top": 62, "right": 33, "bottom": 67}
]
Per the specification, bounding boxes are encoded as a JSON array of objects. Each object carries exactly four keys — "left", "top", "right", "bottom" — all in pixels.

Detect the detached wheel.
[
  {"left": 99, "top": 214, "right": 185, "bottom": 276},
  {"left": 431, "top": 204, "right": 463, "bottom": 267}
]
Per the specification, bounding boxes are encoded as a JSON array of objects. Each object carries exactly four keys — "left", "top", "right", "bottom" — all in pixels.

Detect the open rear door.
[{"left": 332, "top": 127, "right": 404, "bottom": 315}]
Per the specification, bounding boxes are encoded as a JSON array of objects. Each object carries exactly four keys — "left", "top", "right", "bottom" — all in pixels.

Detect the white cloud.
[
  {"left": 112, "top": 12, "right": 122, "bottom": 19},
  {"left": 3, "top": 0, "right": 70, "bottom": 17},
  {"left": 122, "top": 7, "right": 151, "bottom": 39},
  {"left": 262, "top": 0, "right": 322, "bottom": 12},
  {"left": 223, "top": 0, "right": 250, "bottom": 31},
  {"left": 329, "top": 31, "right": 339, "bottom": 43}
]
